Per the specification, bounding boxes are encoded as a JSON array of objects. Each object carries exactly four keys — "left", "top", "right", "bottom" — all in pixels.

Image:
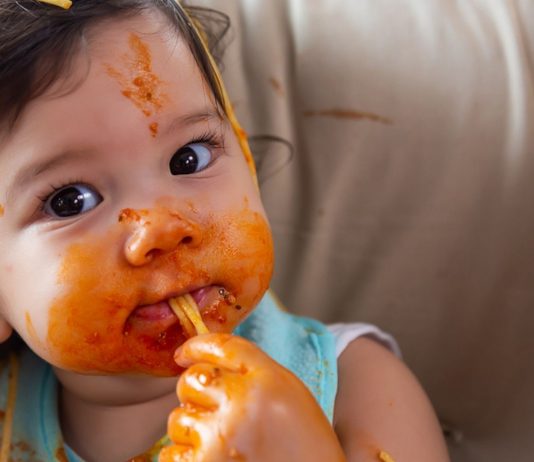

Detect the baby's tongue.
[
  {"left": 130, "top": 286, "right": 226, "bottom": 324},
  {"left": 125, "top": 301, "right": 176, "bottom": 338},
  {"left": 130, "top": 301, "right": 174, "bottom": 321},
  {"left": 126, "top": 285, "right": 227, "bottom": 335}
]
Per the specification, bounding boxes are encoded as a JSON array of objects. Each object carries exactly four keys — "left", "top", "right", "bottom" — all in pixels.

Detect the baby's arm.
[{"left": 334, "top": 337, "right": 450, "bottom": 461}]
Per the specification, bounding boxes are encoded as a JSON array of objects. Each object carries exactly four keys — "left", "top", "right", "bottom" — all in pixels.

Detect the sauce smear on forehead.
[{"left": 105, "top": 33, "right": 168, "bottom": 137}]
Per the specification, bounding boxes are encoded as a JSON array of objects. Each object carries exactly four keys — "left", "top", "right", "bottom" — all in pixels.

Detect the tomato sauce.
[
  {"left": 105, "top": 34, "right": 168, "bottom": 137},
  {"left": 46, "top": 201, "right": 273, "bottom": 376}
]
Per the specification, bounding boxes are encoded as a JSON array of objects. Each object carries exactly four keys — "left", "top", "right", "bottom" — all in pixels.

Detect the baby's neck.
[{"left": 54, "top": 368, "right": 179, "bottom": 462}]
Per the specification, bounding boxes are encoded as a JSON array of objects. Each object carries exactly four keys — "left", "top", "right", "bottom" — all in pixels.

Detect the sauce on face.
[
  {"left": 24, "top": 312, "right": 40, "bottom": 349},
  {"left": 0, "top": 204, "right": 4, "bottom": 217},
  {"left": 118, "top": 208, "right": 148, "bottom": 223},
  {"left": 47, "top": 201, "right": 273, "bottom": 376},
  {"left": 149, "top": 122, "right": 159, "bottom": 137},
  {"left": 105, "top": 34, "right": 168, "bottom": 137}
]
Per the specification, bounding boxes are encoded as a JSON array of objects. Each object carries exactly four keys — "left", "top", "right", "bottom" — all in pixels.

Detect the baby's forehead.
[
  {"left": 72, "top": 14, "right": 196, "bottom": 93},
  {"left": 0, "top": 7, "right": 202, "bottom": 137},
  {"left": 3, "top": 16, "right": 211, "bottom": 133}
]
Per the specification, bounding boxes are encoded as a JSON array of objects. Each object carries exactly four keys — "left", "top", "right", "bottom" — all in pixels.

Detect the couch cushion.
[{"left": 193, "top": 1, "right": 534, "bottom": 460}]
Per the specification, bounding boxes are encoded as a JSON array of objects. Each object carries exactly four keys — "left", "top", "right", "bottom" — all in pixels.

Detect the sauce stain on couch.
[
  {"left": 303, "top": 108, "right": 392, "bottom": 125},
  {"left": 269, "top": 77, "right": 285, "bottom": 97}
]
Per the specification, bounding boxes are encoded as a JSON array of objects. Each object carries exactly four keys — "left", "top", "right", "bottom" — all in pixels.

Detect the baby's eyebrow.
[
  {"left": 6, "top": 151, "right": 87, "bottom": 203},
  {"left": 160, "top": 109, "right": 223, "bottom": 138}
]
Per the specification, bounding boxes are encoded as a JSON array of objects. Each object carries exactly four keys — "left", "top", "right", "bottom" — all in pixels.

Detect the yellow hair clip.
[{"left": 38, "top": 0, "right": 72, "bottom": 9}]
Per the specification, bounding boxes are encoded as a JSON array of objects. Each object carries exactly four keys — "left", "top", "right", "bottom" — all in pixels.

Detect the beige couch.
[{"left": 194, "top": 1, "right": 534, "bottom": 460}]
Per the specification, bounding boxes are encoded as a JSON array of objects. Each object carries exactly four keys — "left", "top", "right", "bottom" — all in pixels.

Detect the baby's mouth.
[{"left": 125, "top": 285, "right": 232, "bottom": 336}]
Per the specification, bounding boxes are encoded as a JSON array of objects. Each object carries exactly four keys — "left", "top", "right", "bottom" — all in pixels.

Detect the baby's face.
[{"left": 0, "top": 13, "right": 273, "bottom": 375}]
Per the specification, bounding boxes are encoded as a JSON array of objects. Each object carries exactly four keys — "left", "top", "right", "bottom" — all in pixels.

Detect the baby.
[{"left": 0, "top": 1, "right": 450, "bottom": 461}]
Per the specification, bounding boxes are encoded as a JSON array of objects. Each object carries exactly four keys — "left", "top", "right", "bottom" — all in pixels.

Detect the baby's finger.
[
  {"left": 175, "top": 333, "right": 270, "bottom": 371},
  {"left": 167, "top": 405, "right": 209, "bottom": 447},
  {"left": 178, "top": 362, "right": 247, "bottom": 407},
  {"left": 177, "top": 363, "right": 227, "bottom": 409},
  {"left": 158, "top": 444, "right": 194, "bottom": 462}
]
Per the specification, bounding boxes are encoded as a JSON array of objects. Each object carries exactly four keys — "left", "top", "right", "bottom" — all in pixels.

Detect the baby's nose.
[{"left": 120, "top": 207, "right": 202, "bottom": 266}]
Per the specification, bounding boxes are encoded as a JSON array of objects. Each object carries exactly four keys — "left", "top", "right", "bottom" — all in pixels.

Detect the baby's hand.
[{"left": 158, "top": 334, "right": 346, "bottom": 462}]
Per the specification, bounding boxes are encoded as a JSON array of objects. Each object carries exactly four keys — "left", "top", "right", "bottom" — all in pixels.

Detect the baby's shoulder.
[{"left": 334, "top": 337, "right": 450, "bottom": 461}]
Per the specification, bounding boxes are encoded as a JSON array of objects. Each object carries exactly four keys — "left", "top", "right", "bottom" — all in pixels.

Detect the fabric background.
[{"left": 191, "top": 1, "right": 534, "bottom": 460}]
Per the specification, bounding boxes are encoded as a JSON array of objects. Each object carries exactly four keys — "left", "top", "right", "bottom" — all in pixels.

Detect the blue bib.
[{"left": 0, "top": 291, "right": 338, "bottom": 461}]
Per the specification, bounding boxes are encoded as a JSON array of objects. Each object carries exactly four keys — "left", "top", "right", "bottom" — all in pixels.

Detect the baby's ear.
[{"left": 0, "top": 317, "right": 13, "bottom": 343}]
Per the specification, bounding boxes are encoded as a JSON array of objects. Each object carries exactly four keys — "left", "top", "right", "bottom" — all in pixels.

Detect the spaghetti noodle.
[
  {"left": 169, "top": 294, "right": 209, "bottom": 337},
  {"left": 38, "top": 0, "right": 73, "bottom": 9}
]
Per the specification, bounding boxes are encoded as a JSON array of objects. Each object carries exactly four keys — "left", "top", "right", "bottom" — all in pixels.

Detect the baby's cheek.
[
  {"left": 204, "top": 215, "right": 274, "bottom": 331},
  {"left": 0, "top": 252, "right": 58, "bottom": 356}
]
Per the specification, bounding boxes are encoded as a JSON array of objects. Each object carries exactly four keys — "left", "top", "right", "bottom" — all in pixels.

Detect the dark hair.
[{"left": 0, "top": 0, "right": 231, "bottom": 129}]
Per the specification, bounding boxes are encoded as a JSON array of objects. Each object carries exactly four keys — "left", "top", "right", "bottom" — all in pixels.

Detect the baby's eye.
[
  {"left": 169, "top": 143, "right": 212, "bottom": 175},
  {"left": 44, "top": 184, "right": 103, "bottom": 218}
]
